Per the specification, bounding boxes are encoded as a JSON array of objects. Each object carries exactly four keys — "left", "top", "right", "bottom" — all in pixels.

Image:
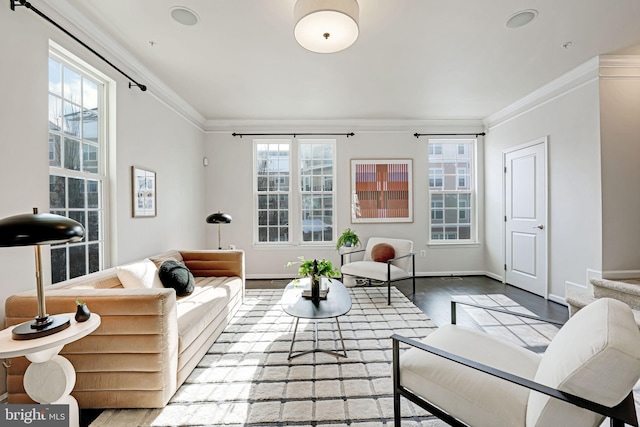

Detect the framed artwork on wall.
[
  {"left": 132, "top": 166, "right": 156, "bottom": 217},
  {"left": 351, "top": 159, "right": 413, "bottom": 223}
]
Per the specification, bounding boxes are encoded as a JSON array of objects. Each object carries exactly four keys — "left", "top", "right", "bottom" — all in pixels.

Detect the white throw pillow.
[{"left": 116, "top": 258, "right": 163, "bottom": 289}]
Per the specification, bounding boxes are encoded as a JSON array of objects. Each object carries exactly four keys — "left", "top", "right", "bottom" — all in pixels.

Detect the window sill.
[
  {"left": 427, "top": 242, "right": 481, "bottom": 249},
  {"left": 252, "top": 243, "right": 336, "bottom": 250}
]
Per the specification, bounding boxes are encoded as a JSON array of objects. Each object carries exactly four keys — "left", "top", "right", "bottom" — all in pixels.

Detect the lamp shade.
[
  {"left": 0, "top": 212, "right": 84, "bottom": 247},
  {"left": 294, "top": 0, "right": 359, "bottom": 53},
  {"left": 206, "top": 212, "right": 232, "bottom": 224},
  {"left": 0, "top": 210, "right": 85, "bottom": 340}
]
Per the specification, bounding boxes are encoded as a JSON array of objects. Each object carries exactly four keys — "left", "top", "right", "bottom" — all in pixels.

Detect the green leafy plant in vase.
[
  {"left": 336, "top": 228, "right": 360, "bottom": 250},
  {"left": 286, "top": 257, "right": 340, "bottom": 301}
]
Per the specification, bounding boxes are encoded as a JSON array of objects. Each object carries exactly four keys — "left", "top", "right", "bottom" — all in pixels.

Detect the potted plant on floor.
[{"left": 336, "top": 228, "right": 360, "bottom": 250}]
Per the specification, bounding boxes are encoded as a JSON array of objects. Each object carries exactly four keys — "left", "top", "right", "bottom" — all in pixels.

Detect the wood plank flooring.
[{"left": 248, "top": 275, "right": 570, "bottom": 327}]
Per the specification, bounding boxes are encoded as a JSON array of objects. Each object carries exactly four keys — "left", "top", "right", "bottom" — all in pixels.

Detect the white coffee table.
[{"left": 282, "top": 278, "right": 352, "bottom": 359}]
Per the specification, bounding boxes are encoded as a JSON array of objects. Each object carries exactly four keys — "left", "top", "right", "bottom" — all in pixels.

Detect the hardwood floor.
[{"left": 248, "top": 275, "right": 570, "bottom": 327}]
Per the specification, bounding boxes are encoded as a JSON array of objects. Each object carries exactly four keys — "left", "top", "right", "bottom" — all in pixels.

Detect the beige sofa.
[{"left": 4, "top": 249, "right": 244, "bottom": 409}]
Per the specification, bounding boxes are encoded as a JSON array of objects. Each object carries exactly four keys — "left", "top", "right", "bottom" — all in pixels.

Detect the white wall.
[
  {"left": 599, "top": 59, "right": 640, "bottom": 277},
  {"left": 484, "top": 75, "right": 602, "bottom": 301},
  {"left": 204, "top": 125, "right": 486, "bottom": 278},
  {"left": 0, "top": 5, "right": 205, "bottom": 395}
]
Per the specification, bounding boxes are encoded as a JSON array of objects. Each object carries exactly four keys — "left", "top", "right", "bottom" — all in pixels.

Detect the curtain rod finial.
[{"left": 128, "top": 82, "right": 147, "bottom": 91}]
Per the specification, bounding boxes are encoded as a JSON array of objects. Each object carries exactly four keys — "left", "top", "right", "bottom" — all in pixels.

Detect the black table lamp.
[
  {"left": 206, "top": 212, "right": 232, "bottom": 249},
  {"left": 0, "top": 208, "right": 85, "bottom": 340}
]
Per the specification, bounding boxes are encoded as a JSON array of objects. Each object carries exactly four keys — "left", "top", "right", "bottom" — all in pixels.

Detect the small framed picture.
[{"left": 132, "top": 166, "right": 156, "bottom": 217}]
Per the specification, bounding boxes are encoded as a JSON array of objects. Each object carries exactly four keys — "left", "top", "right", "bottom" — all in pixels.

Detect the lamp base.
[{"left": 12, "top": 314, "right": 71, "bottom": 340}]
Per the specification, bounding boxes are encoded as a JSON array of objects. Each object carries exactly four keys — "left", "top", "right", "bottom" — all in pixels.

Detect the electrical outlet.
[{"left": 420, "top": 250, "right": 427, "bottom": 257}]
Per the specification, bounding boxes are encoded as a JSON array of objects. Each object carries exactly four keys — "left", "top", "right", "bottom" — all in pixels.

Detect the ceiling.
[{"left": 47, "top": 1, "right": 640, "bottom": 123}]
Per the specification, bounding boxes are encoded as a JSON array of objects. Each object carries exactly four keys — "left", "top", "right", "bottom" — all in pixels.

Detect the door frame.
[{"left": 502, "top": 136, "right": 549, "bottom": 297}]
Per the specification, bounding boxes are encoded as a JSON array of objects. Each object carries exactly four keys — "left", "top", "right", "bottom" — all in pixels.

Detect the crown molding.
[
  {"left": 483, "top": 56, "right": 600, "bottom": 130},
  {"left": 204, "top": 118, "right": 485, "bottom": 133},
  {"left": 599, "top": 55, "right": 640, "bottom": 78},
  {"left": 40, "top": 1, "right": 207, "bottom": 131}
]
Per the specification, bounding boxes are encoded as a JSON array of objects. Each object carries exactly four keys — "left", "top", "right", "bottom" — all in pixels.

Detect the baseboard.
[
  {"left": 415, "top": 270, "right": 488, "bottom": 277},
  {"left": 247, "top": 273, "right": 296, "bottom": 280},
  {"left": 246, "top": 271, "right": 492, "bottom": 280},
  {"left": 602, "top": 270, "right": 640, "bottom": 280},
  {"left": 548, "top": 293, "right": 567, "bottom": 306},
  {"left": 565, "top": 280, "right": 588, "bottom": 293},
  {"left": 484, "top": 271, "right": 504, "bottom": 282}
]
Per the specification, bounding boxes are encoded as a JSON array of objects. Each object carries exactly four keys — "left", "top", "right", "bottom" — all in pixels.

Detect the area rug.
[{"left": 91, "top": 286, "right": 442, "bottom": 426}]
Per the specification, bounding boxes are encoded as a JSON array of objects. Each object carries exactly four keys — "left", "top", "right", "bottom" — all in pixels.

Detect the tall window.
[
  {"left": 428, "top": 139, "right": 475, "bottom": 242},
  {"left": 254, "top": 139, "right": 335, "bottom": 244},
  {"left": 255, "top": 140, "right": 291, "bottom": 243},
  {"left": 48, "top": 51, "right": 107, "bottom": 283},
  {"left": 300, "top": 141, "right": 334, "bottom": 242}
]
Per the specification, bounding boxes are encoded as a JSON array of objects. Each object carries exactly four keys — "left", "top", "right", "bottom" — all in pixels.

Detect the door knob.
[{"left": 533, "top": 224, "right": 544, "bottom": 230}]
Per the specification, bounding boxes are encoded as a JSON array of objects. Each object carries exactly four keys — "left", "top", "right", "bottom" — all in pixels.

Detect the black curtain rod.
[
  {"left": 414, "top": 132, "right": 486, "bottom": 138},
  {"left": 232, "top": 132, "right": 355, "bottom": 138},
  {"left": 10, "top": 0, "right": 147, "bottom": 91}
]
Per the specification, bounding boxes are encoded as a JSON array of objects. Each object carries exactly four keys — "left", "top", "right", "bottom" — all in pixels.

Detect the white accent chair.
[
  {"left": 340, "top": 237, "right": 415, "bottom": 305},
  {"left": 392, "top": 297, "right": 640, "bottom": 427}
]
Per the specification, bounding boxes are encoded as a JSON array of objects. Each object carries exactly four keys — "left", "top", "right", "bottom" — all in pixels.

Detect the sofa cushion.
[
  {"left": 116, "top": 259, "right": 163, "bottom": 289},
  {"left": 159, "top": 261, "right": 195, "bottom": 296},
  {"left": 176, "top": 276, "right": 241, "bottom": 354},
  {"left": 371, "top": 243, "right": 395, "bottom": 263},
  {"left": 341, "top": 260, "right": 409, "bottom": 282},
  {"left": 526, "top": 298, "right": 640, "bottom": 427}
]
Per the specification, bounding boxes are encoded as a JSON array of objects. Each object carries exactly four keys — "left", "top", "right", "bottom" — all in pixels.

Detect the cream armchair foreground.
[
  {"left": 4, "top": 249, "right": 244, "bottom": 409},
  {"left": 392, "top": 298, "right": 640, "bottom": 427},
  {"left": 340, "top": 237, "right": 415, "bottom": 305}
]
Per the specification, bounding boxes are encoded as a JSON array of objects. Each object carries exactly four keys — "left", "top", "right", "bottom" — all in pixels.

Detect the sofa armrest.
[
  {"left": 180, "top": 249, "right": 244, "bottom": 278},
  {"left": 5, "top": 287, "right": 179, "bottom": 408}
]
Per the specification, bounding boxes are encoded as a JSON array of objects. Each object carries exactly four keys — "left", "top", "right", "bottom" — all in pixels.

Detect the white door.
[{"left": 504, "top": 140, "right": 547, "bottom": 297}]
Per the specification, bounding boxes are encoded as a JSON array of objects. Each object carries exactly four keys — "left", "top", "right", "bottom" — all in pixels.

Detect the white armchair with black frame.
[
  {"left": 392, "top": 297, "right": 640, "bottom": 427},
  {"left": 340, "top": 237, "right": 415, "bottom": 305}
]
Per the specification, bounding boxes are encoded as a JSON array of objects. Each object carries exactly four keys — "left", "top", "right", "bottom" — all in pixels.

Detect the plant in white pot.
[{"left": 336, "top": 228, "right": 360, "bottom": 250}]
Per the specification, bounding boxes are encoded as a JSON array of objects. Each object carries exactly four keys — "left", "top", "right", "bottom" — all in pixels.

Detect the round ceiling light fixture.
[
  {"left": 506, "top": 9, "right": 538, "bottom": 29},
  {"left": 170, "top": 6, "right": 200, "bottom": 26},
  {"left": 294, "top": 0, "right": 359, "bottom": 54}
]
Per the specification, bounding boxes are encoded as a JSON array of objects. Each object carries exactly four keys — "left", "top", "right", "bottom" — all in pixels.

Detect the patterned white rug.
[{"left": 91, "top": 287, "right": 442, "bottom": 426}]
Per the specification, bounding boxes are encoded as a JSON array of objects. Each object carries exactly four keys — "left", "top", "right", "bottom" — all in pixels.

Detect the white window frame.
[
  {"left": 48, "top": 43, "right": 111, "bottom": 282},
  {"left": 428, "top": 138, "right": 477, "bottom": 244},
  {"left": 253, "top": 139, "right": 292, "bottom": 245},
  {"left": 253, "top": 138, "right": 336, "bottom": 247}
]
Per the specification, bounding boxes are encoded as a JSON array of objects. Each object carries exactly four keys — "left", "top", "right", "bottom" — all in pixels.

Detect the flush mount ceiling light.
[
  {"left": 294, "top": 0, "right": 359, "bottom": 54},
  {"left": 170, "top": 6, "right": 199, "bottom": 26},
  {"left": 506, "top": 9, "right": 538, "bottom": 29}
]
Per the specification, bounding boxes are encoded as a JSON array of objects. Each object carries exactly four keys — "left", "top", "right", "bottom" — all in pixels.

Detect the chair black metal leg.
[
  {"left": 392, "top": 338, "right": 402, "bottom": 427},
  {"left": 412, "top": 254, "right": 416, "bottom": 297},
  {"left": 388, "top": 280, "right": 391, "bottom": 305}
]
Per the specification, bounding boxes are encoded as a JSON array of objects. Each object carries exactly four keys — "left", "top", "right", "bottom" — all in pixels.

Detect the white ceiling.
[{"left": 48, "top": 0, "right": 640, "bottom": 122}]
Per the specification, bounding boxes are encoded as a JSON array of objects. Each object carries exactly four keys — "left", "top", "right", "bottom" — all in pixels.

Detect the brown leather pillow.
[{"left": 371, "top": 243, "right": 395, "bottom": 263}]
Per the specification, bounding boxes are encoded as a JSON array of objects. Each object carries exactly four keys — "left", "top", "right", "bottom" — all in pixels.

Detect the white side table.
[{"left": 0, "top": 313, "right": 101, "bottom": 427}]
